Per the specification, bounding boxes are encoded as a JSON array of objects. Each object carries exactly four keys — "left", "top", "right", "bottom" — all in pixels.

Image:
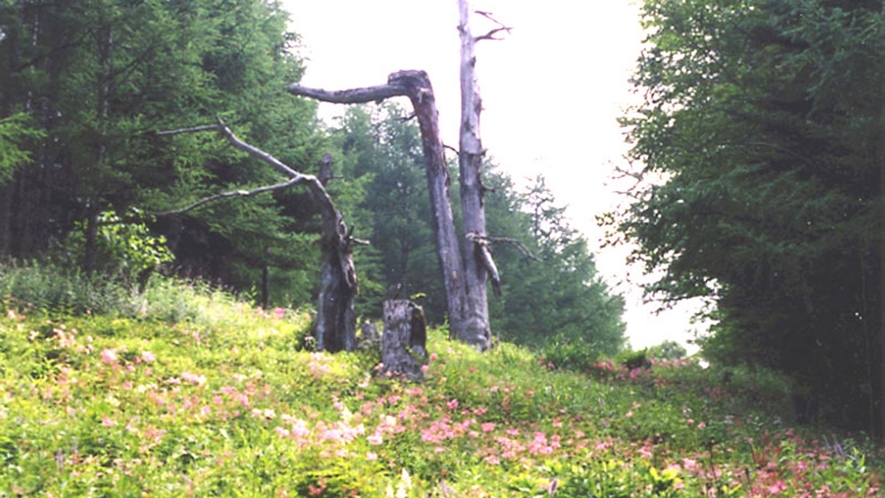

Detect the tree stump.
[{"left": 381, "top": 300, "right": 427, "bottom": 379}]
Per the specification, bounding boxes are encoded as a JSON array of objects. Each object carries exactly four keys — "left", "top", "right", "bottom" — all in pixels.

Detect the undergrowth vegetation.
[{"left": 0, "top": 269, "right": 882, "bottom": 496}]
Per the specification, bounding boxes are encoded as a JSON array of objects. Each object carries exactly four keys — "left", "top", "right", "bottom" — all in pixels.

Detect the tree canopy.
[
  {"left": 1, "top": 1, "right": 624, "bottom": 359},
  {"left": 331, "top": 105, "right": 625, "bottom": 354},
  {"left": 618, "top": 0, "right": 885, "bottom": 432}
]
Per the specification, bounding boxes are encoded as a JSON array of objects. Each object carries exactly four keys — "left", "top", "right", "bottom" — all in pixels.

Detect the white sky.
[{"left": 282, "top": 0, "right": 708, "bottom": 351}]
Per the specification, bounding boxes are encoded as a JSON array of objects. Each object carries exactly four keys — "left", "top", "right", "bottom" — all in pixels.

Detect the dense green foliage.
[
  {"left": 0, "top": 278, "right": 880, "bottom": 495},
  {"left": 0, "top": 0, "right": 321, "bottom": 296},
  {"left": 331, "top": 106, "right": 625, "bottom": 352},
  {"left": 618, "top": 0, "right": 885, "bottom": 432},
  {"left": 485, "top": 175, "right": 626, "bottom": 354},
  {"left": 1, "top": 1, "right": 623, "bottom": 356},
  {"left": 0, "top": 112, "right": 42, "bottom": 182}
]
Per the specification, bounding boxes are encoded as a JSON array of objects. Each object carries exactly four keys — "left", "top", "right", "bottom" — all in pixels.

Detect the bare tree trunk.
[
  {"left": 381, "top": 299, "right": 426, "bottom": 379},
  {"left": 392, "top": 71, "right": 474, "bottom": 346},
  {"left": 83, "top": 205, "right": 100, "bottom": 276},
  {"left": 288, "top": 71, "right": 475, "bottom": 346},
  {"left": 84, "top": 23, "right": 113, "bottom": 277},
  {"left": 315, "top": 211, "right": 358, "bottom": 353},
  {"left": 877, "top": 96, "right": 885, "bottom": 439},
  {"left": 155, "top": 123, "right": 358, "bottom": 353},
  {"left": 455, "top": 0, "right": 495, "bottom": 350}
]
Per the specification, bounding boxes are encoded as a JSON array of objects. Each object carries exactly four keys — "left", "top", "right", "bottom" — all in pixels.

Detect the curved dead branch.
[
  {"left": 155, "top": 178, "right": 303, "bottom": 216},
  {"left": 473, "top": 10, "right": 512, "bottom": 42},
  {"left": 287, "top": 81, "right": 407, "bottom": 104},
  {"left": 153, "top": 118, "right": 326, "bottom": 215},
  {"left": 466, "top": 232, "right": 543, "bottom": 263},
  {"left": 154, "top": 118, "right": 360, "bottom": 352}
]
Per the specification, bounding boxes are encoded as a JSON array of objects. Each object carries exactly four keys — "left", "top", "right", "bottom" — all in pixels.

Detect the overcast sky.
[{"left": 282, "top": 0, "right": 707, "bottom": 351}]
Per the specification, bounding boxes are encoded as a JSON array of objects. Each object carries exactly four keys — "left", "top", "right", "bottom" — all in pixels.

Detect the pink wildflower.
[
  {"left": 140, "top": 351, "right": 156, "bottom": 363},
  {"left": 101, "top": 349, "right": 118, "bottom": 365},
  {"left": 102, "top": 416, "right": 117, "bottom": 427},
  {"left": 290, "top": 419, "right": 310, "bottom": 438},
  {"left": 366, "top": 451, "right": 378, "bottom": 461},
  {"left": 529, "top": 432, "right": 554, "bottom": 455},
  {"left": 181, "top": 371, "right": 206, "bottom": 386},
  {"left": 273, "top": 307, "right": 286, "bottom": 319}
]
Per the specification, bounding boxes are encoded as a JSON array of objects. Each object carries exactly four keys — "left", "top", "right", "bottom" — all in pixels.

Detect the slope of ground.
[{"left": 0, "top": 279, "right": 881, "bottom": 496}]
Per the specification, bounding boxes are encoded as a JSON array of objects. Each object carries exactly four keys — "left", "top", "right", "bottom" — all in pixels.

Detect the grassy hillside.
[{"left": 0, "top": 277, "right": 881, "bottom": 496}]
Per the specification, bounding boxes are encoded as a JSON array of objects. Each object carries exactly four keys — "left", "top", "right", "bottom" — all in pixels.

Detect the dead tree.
[
  {"left": 381, "top": 299, "right": 427, "bottom": 379},
  {"left": 457, "top": 1, "right": 511, "bottom": 346},
  {"left": 289, "top": 71, "right": 486, "bottom": 349},
  {"left": 155, "top": 120, "right": 359, "bottom": 353},
  {"left": 287, "top": 4, "right": 510, "bottom": 352}
]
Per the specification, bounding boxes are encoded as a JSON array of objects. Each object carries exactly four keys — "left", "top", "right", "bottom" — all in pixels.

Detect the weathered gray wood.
[
  {"left": 381, "top": 299, "right": 427, "bottom": 379},
  {"left": 455, "top": 0, "right": 509, "bottom": 350},
  {"left": 387, "top": 71, "right": 473, "bottom": 347},
  {"left": 155, "top": 122, "right": 358, "bottom": 352},
  {"left": 289, "top": 71, "right": 476, "bottom": 348}
]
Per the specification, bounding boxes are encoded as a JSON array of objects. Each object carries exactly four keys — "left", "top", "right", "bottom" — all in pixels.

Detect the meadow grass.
[{"left": 0, "top": 274, "right": 881, "bottom": 496}]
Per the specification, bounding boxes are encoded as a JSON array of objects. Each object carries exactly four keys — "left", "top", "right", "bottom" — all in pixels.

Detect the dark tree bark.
[
  {"left": 878, "top": 97, "right": 885, "bottom": 438},
  {"left": 288, "top": 70, "right": 490, "bottom": 349},
  {"left": 315, "top": 210, "right": 358, "bottom": 353},
  {"left": 155, "top": 121, "right": 358, "bottom": 353},
  {"left": 381, "top": 299, "right": 426, "bottom": 379}
]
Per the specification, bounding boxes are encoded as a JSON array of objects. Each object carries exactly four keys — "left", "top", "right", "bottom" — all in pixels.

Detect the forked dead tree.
[
  {"left": 288, "top": 2, "right": 509, "bottom": 351},
  {"left": 289, "top": 71, "right": 487, "bottom": 349},
  {"left": 155, "top": 120, "right": 359, "bottom": 353}
]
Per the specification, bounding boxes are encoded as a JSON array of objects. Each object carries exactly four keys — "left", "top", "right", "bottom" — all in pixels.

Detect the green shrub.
[
  {"left": 537, "top": 335, "right": 601, "bottom": 372},
  {"left": 0, "top": 259, "right": 130, "bottom": 315},
  {"left": 61, "top": 209, "right": 174, "bottom": 285},
  {"left": 647, "top": 340, "right": 687, "bottom": 361}
]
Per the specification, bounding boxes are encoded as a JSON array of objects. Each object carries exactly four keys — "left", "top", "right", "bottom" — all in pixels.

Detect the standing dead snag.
[
  {"left": 155, "top": 120, "right": 359, "bottom": 353},
  {"left": 287, "top": 4, "right": 510, "bottom": 352},
  {"left": 456, "top": 0, "right": 511, "bottom": 349},
  {"left": 289, "top": 70, "right": 481, "bottom": 349},
  {"left": 381, "top": 299, "right": 427, "bottom": 379}
]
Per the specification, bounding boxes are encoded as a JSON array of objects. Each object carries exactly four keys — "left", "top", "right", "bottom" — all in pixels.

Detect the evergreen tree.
[
  {"left": 0, "top": 0, "right": 327, "bottom": 309},
  {"left": 331, "top": 105, "right": 443, "bottom": 321},
  {"left": 619, "top": 0, "right": 884, "bottom": 432},
  {"left": 333, "top": 105, "right": 625, "bottom": 355},
  {"left": 486, "top": 175, "right": 626, "bottom": 355}
]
